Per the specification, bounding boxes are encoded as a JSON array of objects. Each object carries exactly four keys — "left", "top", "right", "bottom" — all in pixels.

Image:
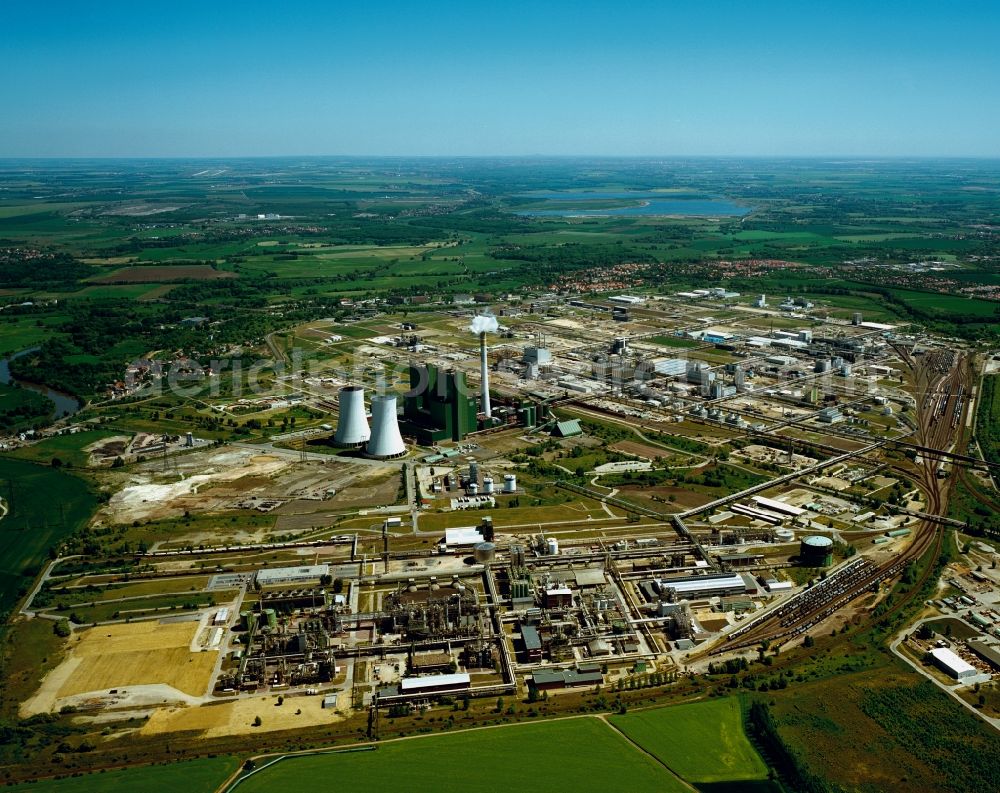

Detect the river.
[{"left": 0, "top": 348, "right": 81, "bottom": 419}]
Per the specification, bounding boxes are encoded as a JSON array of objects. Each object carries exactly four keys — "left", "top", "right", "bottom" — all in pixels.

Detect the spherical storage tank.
[
  {"left": 800, "top": 535, "right": 833, "bottom": 567},
  {"left": 474, "top": 542, "right": 496, "bottom": 564}
]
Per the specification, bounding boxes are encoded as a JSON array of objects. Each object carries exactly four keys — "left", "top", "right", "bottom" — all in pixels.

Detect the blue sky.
[{"left": 3, "top": 0, "right": 999, "bottom": 157}]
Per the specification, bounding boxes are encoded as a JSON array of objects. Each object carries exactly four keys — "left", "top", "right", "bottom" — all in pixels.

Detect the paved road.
[{"left": 20, "top": 555, "right": 81, "bottom": 618}]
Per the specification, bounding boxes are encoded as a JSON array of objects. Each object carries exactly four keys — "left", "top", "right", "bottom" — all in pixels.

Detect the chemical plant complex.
[{"left": 16, "top": 288, "right": 1000, "bottom": 747}]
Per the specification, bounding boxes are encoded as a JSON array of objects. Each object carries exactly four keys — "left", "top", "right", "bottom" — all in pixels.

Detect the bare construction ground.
[
  {"left": 23, "top": 621, "right": 217, "bottom": 716},
  {"left": 140, "top": 690, "right": 347, "bottom": 738},
  {"left": 96, "top": 446, "right": 397, "bottom": 525}
]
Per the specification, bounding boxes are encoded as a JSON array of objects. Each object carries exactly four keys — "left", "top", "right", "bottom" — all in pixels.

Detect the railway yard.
[{"left": 11, "top": 288, "right": 1000, "bottom": 747}]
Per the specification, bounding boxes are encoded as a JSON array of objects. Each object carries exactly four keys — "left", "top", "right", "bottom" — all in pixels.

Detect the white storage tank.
[
  {"left": 468, "top": 482, "right": 479, "bottom": 496},
  {"left": 503, "top": 473, "right": 517, "bottom": 493},
  {"left": 474, "top": 542, "right": 496, "bottom": 564},
  {"left": 482, "top": 476, "right": 494, "bottom": 494},
  {"left": 546, "top": 537, "right": 559, "bottom": 556}
]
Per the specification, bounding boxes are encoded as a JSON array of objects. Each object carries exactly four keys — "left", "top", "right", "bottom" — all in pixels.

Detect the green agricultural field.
[
  {"left": 8, "top": 429, "right": 126, "bottom": 468},
  {"left": 0, "top": 315, "right": 68, "bottom": 356},
  {"left": 610, "top": 698, "right": 770, "bottom": 784},
  {"left": 234, "top": 718, "right": 690, "bottom": 793},
  {"left": 770, "top": 664, "right": 1000, "bottom": 792},
  {"left": 649, "top": 335, "right": 701, "bottom": 349},
  {"left": 4, "top": 756, "right": 240, "bottom": 793},
  {"left": 0, "top": 458, "right": 97, "bottom": 618},
  {"left": 59, "top": 592, "right": 219, "bottom": 624},
  {"left": 0, "top": 383, "right": 55, "bottom": 433},
  {"left": 975, "top": 374, "right": 1000, "bottom": 466}
]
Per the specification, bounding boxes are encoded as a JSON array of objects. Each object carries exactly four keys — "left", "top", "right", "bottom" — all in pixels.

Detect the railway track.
[{"left": 701, "top": 350, "right": 967, "bottom": 656}]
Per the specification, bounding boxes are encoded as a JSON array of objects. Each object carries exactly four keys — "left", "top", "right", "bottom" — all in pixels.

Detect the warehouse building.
[
  {"left": 531, "top": 665, "right": 604, "bottom": 691},
  {"left": 967, "top": 639, "right": 1000, "bottom": 672},
  {"left": 399, "top": 673, "right": 471, "bottom": 695},
  {"left": 256, "top": 564, "right": 330, "bottom": 587},
  {"left": 929, "top": 647, "right": 979, "bottom": 681},
  {"left": 654, "top": 572, "right": 753, "bottom": 601}
]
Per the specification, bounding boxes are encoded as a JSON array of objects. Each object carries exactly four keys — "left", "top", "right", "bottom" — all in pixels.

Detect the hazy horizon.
[{"left": 4, "top": 0, "right": 1000, "bottom": 158}]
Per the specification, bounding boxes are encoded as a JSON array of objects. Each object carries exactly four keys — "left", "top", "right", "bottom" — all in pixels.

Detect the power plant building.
[{"left": 403, "top": 364, "right": 479, "bottom": 443}]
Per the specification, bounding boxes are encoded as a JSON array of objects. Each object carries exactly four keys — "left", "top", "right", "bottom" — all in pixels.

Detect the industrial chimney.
[
  {"left": 468, "top": 312, "right": 498, "bottom": 419},
  {"left": 365, "top": 394, "right": 406, "bottom": 459},
  {"left": 333, "top": 385, "right": 370, "bottom": 448},
  {"left": 479, "top": 331, "right": 491, "bottom": 418}
]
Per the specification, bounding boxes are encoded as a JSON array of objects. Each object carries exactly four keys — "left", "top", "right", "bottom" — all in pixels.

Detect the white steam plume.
[{"left": 468, "top": 314, "right": 499, "bottom": 335}]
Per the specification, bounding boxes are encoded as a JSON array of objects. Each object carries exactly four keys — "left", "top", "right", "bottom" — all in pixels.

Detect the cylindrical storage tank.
[
  {"left": 468, "top": 482, "right": 479, "bottom": 496},
  {"left": 840, "top": 363, "right": 853, "bottom": 377},
  {"left": 799, "top": 535, "right": 833, "bottom": 567},
  {"left": 503, "top": 473, "right": 517, "bottom": 493},
  {"left": 882, "top": 405, "right": 894, "bottom": 416},
  {"left": 264, "top": 608, "right": 278, "bottom": 629},
  {"left": 814, "top": 359, "right": 831, "bottom": 373},
  {"left": 546, "top": 537, "right": 559, "bottom": 556},
  {"left": 474, "top": 542, "right": 496, "bottom": 564},
  {"left": 774, "top": 528, "right": 795, "bottom": 542},
  {"left": 333, "top": 386, "right": 371, "bottom": 447},
  {"left": 365, "top": 394, "right": 406, "bottom": 459},
  {"left": 482, "top": 476, "right": 494, "bottom": 494}
]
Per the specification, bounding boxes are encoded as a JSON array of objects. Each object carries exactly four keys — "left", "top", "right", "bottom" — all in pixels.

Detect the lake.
[{"left": 516, "top": 191, "right": 750, "bottom": 217}]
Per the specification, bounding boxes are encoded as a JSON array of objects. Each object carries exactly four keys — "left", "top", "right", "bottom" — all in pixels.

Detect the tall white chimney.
[
  {"left": 365, "top": 394, "right": 406, "bottom": 459},
  {"left": 479, "top": 331, "right": 491, "bottom": 418},
  {"left": 333, "top": 385, "right": 370, "bottom": 448}
]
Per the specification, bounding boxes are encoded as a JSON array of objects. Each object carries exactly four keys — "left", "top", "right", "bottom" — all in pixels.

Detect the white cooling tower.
[
  {"left": 334, "top": 385, "right": 370, "bottom": 448},
  {"left": 365, "top": 394, "right": 406, "bottom": 459}
]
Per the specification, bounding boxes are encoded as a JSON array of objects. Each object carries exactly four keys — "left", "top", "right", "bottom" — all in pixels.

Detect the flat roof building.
[
  {"left": 929, "top": 647, "right": 979, "bottom": 681},
  {"left": 655, "top": 572, "right": 751, "bottom": 600},
  {"left": 521, "top": 624, "right": 542, "bottom": 661},
  {"left": 444, "top": 527, "right": 485, "bottom": 547},
  {"left": 256, "top": 564, "right": 330, "bottom": 587},
  {"left": 399, "top": 673, "right": 471, "bottom": 694},
  {"left": 531, "top": 667, "right": 604, "bottom": 690},
  {"left": 967, "top": 640, "right": 1000, "bottom": 672}
]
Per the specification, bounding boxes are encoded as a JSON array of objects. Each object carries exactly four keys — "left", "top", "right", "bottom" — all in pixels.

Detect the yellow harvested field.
[
  {"left": 56, "top": 621, "right": 216, "bottom": 699},
  {"left": 141, "top": 691, "right": 346, "bottom": 738}
]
